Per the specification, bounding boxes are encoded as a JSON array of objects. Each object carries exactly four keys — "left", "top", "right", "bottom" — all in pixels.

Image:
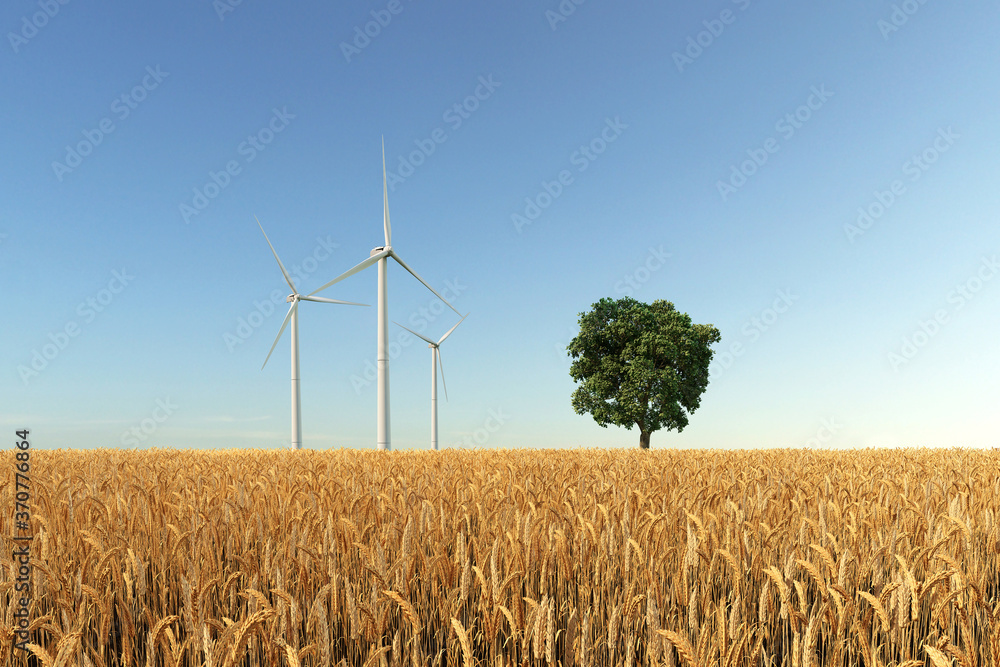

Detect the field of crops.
[{"left": 1, "top": 448, "right": 998, "bottom": 667}]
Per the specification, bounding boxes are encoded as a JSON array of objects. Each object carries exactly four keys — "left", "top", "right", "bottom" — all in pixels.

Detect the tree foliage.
[{"left": 567, "top": 297, "right": 721, "bottom": 448}]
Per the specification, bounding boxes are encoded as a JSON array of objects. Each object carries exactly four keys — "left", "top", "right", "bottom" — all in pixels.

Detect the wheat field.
[{"left": 1, "top": 448, "right": 998, "bottom": 666}]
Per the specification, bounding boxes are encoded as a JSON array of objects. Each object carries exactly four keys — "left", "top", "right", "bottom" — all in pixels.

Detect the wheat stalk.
[
  {"left": 450, "top": 618, "right": 475, "bottom": 667},
  {"left": 925, "top": 644, "right": 954, "bottom": 667},
  {"left": 658, "top": 629, "right": 699, "bottom": 667}
]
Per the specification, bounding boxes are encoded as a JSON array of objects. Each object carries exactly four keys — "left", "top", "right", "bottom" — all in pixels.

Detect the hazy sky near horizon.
[{"left": 2, "top": 1, "right": 998, "bottom": 451}]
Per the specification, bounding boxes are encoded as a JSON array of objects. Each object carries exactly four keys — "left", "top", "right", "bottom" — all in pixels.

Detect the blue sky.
[{"left": 2, "top": 1, "right": 998, "bottom": 450}]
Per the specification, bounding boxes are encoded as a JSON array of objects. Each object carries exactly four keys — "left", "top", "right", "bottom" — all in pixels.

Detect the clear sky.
[{"left": 2, "top": 1, "right": 998, "bottom": 451}]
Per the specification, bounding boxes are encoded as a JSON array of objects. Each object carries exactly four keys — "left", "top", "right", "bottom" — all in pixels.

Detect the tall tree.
[{"left": 567, "top": 297, "right": 721, "bottom": 449}]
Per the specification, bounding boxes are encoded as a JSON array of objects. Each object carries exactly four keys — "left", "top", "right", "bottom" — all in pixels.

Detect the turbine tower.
[
  {"left": 310, "top": 140, "right": 459, "bottom": 450},
  {"left": 395, "top": 314, "right": 467, "bottom": 450},
  {"left": 257, "top": 217, "right": 368, "bottom": 449}
]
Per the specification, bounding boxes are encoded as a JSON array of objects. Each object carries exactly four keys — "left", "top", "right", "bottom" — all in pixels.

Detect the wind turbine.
[
  {"left": 256, "top": 217, "right": 368, "bottom": 450},
  {"left": 394, "top": 315, "right": 467, "bottom": 450},
  {"left": 309, "top": 140, "right": 460, "bottom": 450}
]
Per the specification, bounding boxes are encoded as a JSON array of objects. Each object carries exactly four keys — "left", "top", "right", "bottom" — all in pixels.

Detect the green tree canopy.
[{"left": 567, "top": 297, "right": 721, "bottom": 449}]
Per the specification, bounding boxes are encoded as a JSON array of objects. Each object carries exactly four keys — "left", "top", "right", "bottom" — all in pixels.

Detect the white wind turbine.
[
  {"left": 394, "top": 315, "right": 467, "bottom": 450},
  {"left": 309, "top": 140, "right": 460, "bottom": 450},
  {"left": 257, "top": 217, "right": 368, "bottom": 450}
]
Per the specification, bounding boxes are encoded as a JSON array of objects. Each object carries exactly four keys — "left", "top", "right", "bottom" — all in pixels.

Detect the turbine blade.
[
  {"left": 308, "top": 249, "right": 387, "bottom": 296},
  {"left": 438, "top": 348, "right": 448, "bottom": 402},
  {"left": 382, "top": 137, "right": 391, "bottom": 247},
  {"left": 262, "top": 302, "right": 296, "bottom": 370},
  {"left": 256, "top": 216, "right": 297, "bottom": 293},
  {"left": 437, "top": 313, "right": 468, "bottom": 345},
  {"left": 393, "top": 321, "right": 436, "bottom": 346},
  {"left": 389, "top": 250, "right": 461, "bottom": 316},
  {"left": 300, "top": 295, "right": 369, "bottom": 306}
]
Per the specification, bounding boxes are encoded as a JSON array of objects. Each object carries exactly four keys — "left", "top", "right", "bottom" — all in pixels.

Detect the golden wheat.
[{"left": 0, "top": 448, "right": 997, "bottom": 666}]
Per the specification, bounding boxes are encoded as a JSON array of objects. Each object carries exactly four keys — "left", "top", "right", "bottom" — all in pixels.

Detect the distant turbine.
[
  {"left": 394, "top": 314, "right": 468, "bottom": 450},
  {"left": 257, "top": 217, "right": 368, "bottom": 450},
  {"left": 310, "top": 139, "right": 460, "bottom": 450}
]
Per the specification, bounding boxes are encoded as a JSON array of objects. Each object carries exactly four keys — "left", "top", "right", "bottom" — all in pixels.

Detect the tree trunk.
[{"left": 639, "top": 430, "right": 651, "bottom": 449}]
